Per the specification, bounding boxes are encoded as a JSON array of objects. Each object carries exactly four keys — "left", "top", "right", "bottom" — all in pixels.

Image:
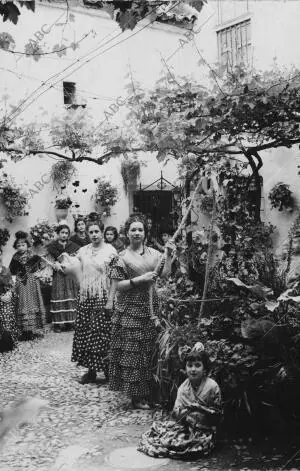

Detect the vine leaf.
[
  {"left": 0, "top": 32, "right": 15, "bottom": 51},
  {"left": 70, "top": 41, "right": 79, "bottom": 51},
  {"left": 20, "top": 1, "right": 35, "bottom": 12},
  {"left": 52, "top": 44, "right": 67, "bottom": 57},
  {"left": 116, "top": 10, "right": 139, "bottom": 31},
  {"left": 0, "top": 2, "right": 20, "bottom": 24}
]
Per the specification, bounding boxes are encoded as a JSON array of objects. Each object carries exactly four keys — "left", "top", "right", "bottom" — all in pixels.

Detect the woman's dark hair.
[
  {"left": 86, "top": 219, "right": 104, "bottom": 232},
  {"left": 124, "top": 213, "right": 148, "bottom": 239},
  {"left": 104, "top": 226, "right": 118, "bottom": 242},
  {"left": 55, "top": 224, "right": 70, "bottom": 236},
  {"left": 74, "top": 217, "right": 86, "bottom": 233},
  {"left": 161, "top": 228, "right": 173, "bottom": 237},
  {"left": 185, "top": 350, "right": 211, "bottom": 373},
  {"left": 13, "top": 231, "right": 31, "bottom": 249},
  {"left": 0, "top": 246, "right": 3, "bottom": 255}
]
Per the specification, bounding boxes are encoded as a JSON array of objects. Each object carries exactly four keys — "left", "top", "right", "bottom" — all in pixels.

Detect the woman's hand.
[
  {"left": 54, "top": 262, "right": 63, "bottom": 272},
  {"left": 139, "top": 271, "right": 158, "bottom": 285},
  {"left": 105, "top": 300, "right": 113, "bottom": 312},
  {"left": 164, "top": 241, "right": 176, "bottom": 259},
  {"left": 1, "top": 291, "right": 12, "bottom": 303}
]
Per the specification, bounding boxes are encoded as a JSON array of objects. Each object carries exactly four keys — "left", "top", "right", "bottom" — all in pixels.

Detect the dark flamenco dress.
[
  {"left": 108, "top": 247, "right": 161, "bottom": 398},
  {"left": 9, "top": 251, "right": 46, "bottom": 334},
  {"left": 70, "top": 233, "right": 90, "bottom": 248}
]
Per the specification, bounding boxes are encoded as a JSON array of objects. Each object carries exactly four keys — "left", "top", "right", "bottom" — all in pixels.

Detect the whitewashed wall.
[
  {"left": 1, "top": 0, "right": 211, "bottom": 262},
  {"left": 1, "top": 0, "right": 300, "bottom": 263}
]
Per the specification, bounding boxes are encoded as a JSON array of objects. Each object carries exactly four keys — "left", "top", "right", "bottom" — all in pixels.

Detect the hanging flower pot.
[
  {"left": 50, "top": 160, "right": 76, "bottom": 192},
  {"left": 0, "top": 174, "right": 29, "bottom": 223},
  {"left": 120, "top": 157, "right": 141, "bottom": 194}
]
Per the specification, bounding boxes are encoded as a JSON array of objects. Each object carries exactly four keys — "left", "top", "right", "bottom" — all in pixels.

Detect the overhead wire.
[
  {"left": 0, "top": 67, "right": 118, "bottom": 101},
  {"left": 3, "top": 0, "right": 181, "bottom": 126},
  {"left": 2, "top": 18, "right": 126, "bottom": 125}
]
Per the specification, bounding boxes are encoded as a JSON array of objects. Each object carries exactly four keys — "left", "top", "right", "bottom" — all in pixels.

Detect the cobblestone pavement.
[{"left": 0, "top": 331, "right": 299, "bottom": 471}]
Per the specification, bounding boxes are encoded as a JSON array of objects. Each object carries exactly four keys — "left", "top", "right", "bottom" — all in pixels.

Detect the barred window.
[{"left": 217, "top": 19, "right": 251, "bottom": 67}]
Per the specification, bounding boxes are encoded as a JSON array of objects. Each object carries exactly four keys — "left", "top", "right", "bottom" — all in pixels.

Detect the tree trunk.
[
  {"left": 245, "top": 151, "right": 262, "bottom": 222},
  {"left": 185, "top": 177, "right": 193, "bottom": 247},
  {"left": 250, "top": 170, "right": 262, "bottom": 222}
]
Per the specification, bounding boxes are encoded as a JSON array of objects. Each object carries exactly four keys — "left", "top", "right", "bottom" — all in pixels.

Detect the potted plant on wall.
[
  {"left": 54, "top": 196, "right": 72, "bottom": 221},
  {"left": 268, "top": 182, "right": 294, "bottom": 212},
  {"left": 0, "top": 173, "right": 29, "bottom": 223},
  {"left": 94, "top": 177, "right": 118, "bottom": 217},
  {"left": 120, "top": 156, "right": 141, "bottom": 194},
  {"left": 50, "top": 160, "right": 76, "bottom": 192}
]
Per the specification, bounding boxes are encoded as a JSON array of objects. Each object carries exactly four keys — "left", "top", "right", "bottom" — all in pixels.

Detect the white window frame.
[{"left": 216, "top": 17, "right": 251, "bottom": 68}]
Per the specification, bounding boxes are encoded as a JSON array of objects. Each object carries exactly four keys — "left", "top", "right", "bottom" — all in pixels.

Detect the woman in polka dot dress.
[
  {"left": 71, "top": 219, "right": 117, "bottom": 384},
  {"left": 0, "top": 247, "right": 18, "bottom": 352},
  {"left": 108, "top": 214, "right": 174, "bottom": 410}
]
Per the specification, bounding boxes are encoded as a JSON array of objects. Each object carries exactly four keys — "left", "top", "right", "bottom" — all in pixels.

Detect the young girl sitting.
[{"left": 138, "top": 342, "right": 222, "bottom": 459}]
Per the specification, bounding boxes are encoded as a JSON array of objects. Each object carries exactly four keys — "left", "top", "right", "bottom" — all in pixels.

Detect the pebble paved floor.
[{"left": 0, "top": 331, "right": 300, "bottom": 471}]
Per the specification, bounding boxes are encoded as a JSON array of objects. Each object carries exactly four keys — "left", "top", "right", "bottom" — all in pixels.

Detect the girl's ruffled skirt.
[{"left": 138, "top": 419, "right": 216, "bottom": 459}]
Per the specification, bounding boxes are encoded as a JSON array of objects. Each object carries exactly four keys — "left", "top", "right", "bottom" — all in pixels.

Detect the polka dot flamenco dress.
[
  {"left": 108, "top": 247, "right": 161, "bottom": 398},
  {"left": 71, "top": 243, "right": 117, "bottom": 374},
  {"left": 0, "top": 267, "right": 18, "bottom": 351}
]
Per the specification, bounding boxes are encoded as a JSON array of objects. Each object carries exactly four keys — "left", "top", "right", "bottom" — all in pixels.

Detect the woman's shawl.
[
  {"left": 47, "top": 240, "right": 79, "bottom": 260},
  {"left": 108, "top": 246, "right": 161, "bottom": 280},
  {"left": 9, "top": 251, "right": 42, "bottom": 279},
  {"left": 69, "top": 233, "right": 90, "bottom": 248},
  {"left": 0, "top": 267, "right": 13, "bottom": 295},
  {"left": 78, "top": 243, "right": 117, "bottom": 300}
]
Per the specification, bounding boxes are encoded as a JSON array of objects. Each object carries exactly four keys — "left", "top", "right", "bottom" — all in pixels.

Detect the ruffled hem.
[
  {"left": 109, "top": 363, "right": 152, "bottom": 397},
  {"left": 138, "top": 421, "right": 216, "bottom": 459}
]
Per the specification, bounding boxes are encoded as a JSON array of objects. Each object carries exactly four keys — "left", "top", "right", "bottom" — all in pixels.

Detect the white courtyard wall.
[{"left": 1, "top": 1, "right": 300, "bottom": 262}]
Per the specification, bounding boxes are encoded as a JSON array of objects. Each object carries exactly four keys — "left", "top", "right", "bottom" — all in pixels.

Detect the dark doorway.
[{"left": 133, "top": 190, "right": 180, "bottom": 234}]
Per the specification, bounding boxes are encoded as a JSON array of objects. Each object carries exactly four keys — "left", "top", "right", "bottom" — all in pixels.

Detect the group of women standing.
[
  {"left": 71, "top": 213, "right": 174, "bottom": 409},
  {"left": 0, "top": 212, "right": 223, "bottom": 461},
  {"left": 0, "top": 217, "right": 125, "bottom": 349}
]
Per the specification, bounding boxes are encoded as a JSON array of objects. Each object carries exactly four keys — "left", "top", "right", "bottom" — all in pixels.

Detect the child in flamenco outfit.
[
  {"left": 138, "top": 342, "right": 222, "bottom": 459},
  {"left": 9, "top": 231, "right": 46, "bottom": 340}
]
